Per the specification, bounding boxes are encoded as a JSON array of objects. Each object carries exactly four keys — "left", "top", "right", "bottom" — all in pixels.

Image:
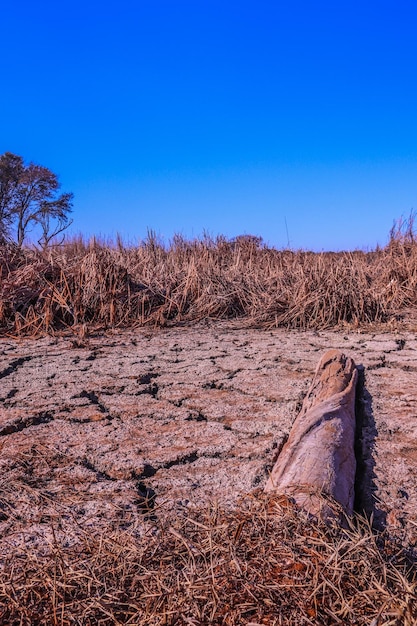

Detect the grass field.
[
  {"left": 2, "top": 216, "right": 417, "bottom": 336},
  {"left": 1, "top": 494, "right": 416, "bottom": 625},
  {"left": 1, "top": 220, "right": 417, "bottom": 624}
]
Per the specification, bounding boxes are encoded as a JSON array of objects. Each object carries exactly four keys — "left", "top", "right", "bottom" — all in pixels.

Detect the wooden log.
[{"left": 265, "top": 349, "right": 358, "bottom": 522}]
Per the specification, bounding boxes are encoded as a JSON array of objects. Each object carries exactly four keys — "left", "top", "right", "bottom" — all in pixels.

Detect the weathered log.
[{"left": 265, "top": 349, "right": 358, "bottom": 522}]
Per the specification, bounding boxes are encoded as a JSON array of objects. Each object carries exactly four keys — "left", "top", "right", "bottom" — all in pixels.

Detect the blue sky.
[{"left": 1, "top": 0, "right": 416, "bottom": 250}]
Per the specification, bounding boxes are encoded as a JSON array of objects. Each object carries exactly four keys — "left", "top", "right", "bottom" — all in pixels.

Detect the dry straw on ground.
[
  {"left": 0, "top": 494, "right": 415, "bottom": 625},
  {"left": 1, "top": 219, "right": 417, "bottom": 624},
  {"left": 2, "top": 215, "right": 417, "bottom": 336}
]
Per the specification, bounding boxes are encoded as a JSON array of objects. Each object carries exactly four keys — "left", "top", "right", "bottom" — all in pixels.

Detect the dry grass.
[
  {"left": 2, "top": 222, "right": 417, "bottom": 625},
  {"left": 2, "top": 219, "right": 417, "bottom": 335},
  {"left": 0, "top": 494, "right": 415, "bottom": 625}
]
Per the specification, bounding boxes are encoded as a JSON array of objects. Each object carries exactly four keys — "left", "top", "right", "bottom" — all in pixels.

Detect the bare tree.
[
  {"left": 36, "top": 194, "right": 74, "bottom": 249},
  {"left": 0, "top": 152, "right": 73, "bottom": 247},
  {"left": 0, "top": 152, "right": 24, "bottom": 243}
]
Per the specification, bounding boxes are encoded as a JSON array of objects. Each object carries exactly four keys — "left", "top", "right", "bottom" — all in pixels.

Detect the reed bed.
[
  {"left": 0, "top": 494, "right": 415, "bottom": 625},
  {"left": 2, "top": 224, "right": 417, "bottom": 335}
]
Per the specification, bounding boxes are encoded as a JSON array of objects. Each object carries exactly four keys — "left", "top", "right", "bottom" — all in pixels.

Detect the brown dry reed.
[
  {"left": 0, "top": 493, "right": 415, "bottom": 625},
  {"left": 2, "top": 216, "right": 417, "bottom": 336}
]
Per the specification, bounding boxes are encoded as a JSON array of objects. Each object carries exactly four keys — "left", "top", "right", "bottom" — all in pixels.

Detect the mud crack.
[
  {"left": 80, "top": 458, "right": 114, "bottom": 481},
  {"left": 0, "top": 356, "right": 32, "bottom": 380},
  {"left": 353, "top": 365, "right": 384, "bottom": 527},
  {"left": 76, "top": 390, "right": 109, "bottom": 414},
  {"left": 0, "top": 411, "right": 54, "bottom": 436}
]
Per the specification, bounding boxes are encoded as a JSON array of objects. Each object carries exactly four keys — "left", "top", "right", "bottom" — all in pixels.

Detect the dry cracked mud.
[{"left": 1, "top": 322, "right": 417, "bottom": 556}]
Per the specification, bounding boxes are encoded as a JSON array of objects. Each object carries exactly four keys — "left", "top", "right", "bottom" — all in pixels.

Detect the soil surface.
[{"left": 1, "top": 323, "right": 417, "bottom": 554}]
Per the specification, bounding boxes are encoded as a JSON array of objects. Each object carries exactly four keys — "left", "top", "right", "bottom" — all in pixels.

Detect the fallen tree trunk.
[{"left": 265, "top": 349, "right": 358, "bottom": 522}]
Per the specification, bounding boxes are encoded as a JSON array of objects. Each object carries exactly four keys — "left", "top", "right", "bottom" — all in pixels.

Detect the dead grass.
[
  {"left": 2, "top": 218, "right": 417, "bottom": 335},
  {"left": 0, "top": 494, "right": 415, "bottom": 625}
]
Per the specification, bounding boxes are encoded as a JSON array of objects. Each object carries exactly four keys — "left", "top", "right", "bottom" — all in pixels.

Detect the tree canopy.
[{"left": 0, "top": 152, "right": 73, "bottom": 248}]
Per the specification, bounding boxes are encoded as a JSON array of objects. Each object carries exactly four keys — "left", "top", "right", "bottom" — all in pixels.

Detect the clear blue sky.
[{"left": 1, "top": 0, "right": 416, "bottom": 250}]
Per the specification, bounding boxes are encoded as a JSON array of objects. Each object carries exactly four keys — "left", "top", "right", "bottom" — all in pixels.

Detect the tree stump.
[{"left": 265, "top": 349, "right": 358, "bottom": 522}]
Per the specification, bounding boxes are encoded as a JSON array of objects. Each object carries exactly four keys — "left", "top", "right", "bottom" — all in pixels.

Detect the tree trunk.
[
  {"left": 17, "top": 218, "right": 25, "bottom": 248},
  {"left": 265, "top": 349, "right": 358, "bottom": 522}
]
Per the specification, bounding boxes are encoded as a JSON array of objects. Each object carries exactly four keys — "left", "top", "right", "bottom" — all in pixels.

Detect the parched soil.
[{"left": 1, "top": 322, "right": 417, "bottom": 555}]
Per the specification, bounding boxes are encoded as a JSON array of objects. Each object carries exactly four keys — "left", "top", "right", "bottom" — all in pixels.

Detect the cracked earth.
[{"left": 1, "top": 322, "right": 417, "bottom": 555}]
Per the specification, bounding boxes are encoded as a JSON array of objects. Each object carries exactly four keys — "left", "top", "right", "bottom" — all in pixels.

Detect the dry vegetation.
[
  {"left": 1, "top": 494, "right": 416, "bottom": 625},
  {"left": 2, "top": 219, "right": 417, "bottom": 624},
  {"left": 2, "top": 216, "right": 417, "bottom": 336}
]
